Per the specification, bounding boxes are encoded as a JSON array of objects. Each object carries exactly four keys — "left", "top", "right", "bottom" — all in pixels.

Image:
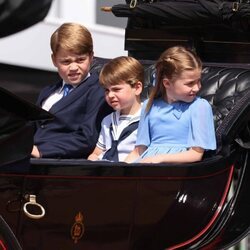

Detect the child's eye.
[
  {"left": 77, "top": 58, "right": 86, "bottom": 63},
  {"left": 61, "top": 60, "right": 70, "bottom": 65},
  {"left": 113, "top": 87, "right": 122, "bottom": 92},
  {"left": 186, "top": 81, "right": 199, "bottom": 87}
]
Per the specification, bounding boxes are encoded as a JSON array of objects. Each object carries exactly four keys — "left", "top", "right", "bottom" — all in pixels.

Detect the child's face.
[
  {"left": 104, "top": 81, "right": 142, "bottom": 115},
  {"left": 163, "top": 69, "right": 201, "bottom": 103},
  {"left": 52, "top": 48, "right": 93, "bottom": 85}
]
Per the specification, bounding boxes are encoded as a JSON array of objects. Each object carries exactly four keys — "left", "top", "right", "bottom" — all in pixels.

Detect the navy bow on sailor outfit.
[{"left": 102, "top": 121, "right": 139, "bottom": 162}]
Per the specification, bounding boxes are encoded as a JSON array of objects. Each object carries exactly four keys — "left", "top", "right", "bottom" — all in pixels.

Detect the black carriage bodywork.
[
  {"left": 0, "top": 0, "right": 250, "bottom": 249},
  {"left": 0, "top": 216, "right": 22, "bottom": 250}
]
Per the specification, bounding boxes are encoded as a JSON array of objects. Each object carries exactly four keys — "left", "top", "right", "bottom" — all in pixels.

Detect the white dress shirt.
[{"left": 42, "top": 73, "right": 90, "bottom": 111}]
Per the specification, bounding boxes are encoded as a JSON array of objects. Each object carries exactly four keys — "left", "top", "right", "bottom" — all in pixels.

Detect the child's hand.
[
  {"left": 31, "top": 145, "right": 41, "bottom": 158},
  {"left": 87, "top": 147, "right": 104, "bottom": 161},
  {"left": 87, "top": 154, "right": 99, "bottom": 161}
]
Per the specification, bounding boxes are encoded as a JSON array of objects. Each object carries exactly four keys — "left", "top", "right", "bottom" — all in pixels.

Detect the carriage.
[{"left": 0, "top": 0, "right": 250, "bottom": 249}]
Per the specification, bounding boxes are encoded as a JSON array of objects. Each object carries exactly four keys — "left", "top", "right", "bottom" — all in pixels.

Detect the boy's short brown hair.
[
  {"left": 99, "top": 56, "right": 144, "bottom": 88},
  {"left": 50, "top": 22, "right": 93, "bottom": 55}
]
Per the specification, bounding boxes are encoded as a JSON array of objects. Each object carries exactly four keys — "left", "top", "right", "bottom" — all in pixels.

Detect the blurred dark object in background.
[{"left": 0, "top": 0, "right": 53, "bottom": 37}]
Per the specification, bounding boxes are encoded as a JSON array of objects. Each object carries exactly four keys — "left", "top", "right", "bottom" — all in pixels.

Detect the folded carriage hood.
[{"left": 0, "top": 87, "right": 53, "bottom": 167}]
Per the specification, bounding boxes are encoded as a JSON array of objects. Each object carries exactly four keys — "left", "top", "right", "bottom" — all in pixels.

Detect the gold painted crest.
[{"left": 71, "top": 212, "right": 84, "bottom": 244}]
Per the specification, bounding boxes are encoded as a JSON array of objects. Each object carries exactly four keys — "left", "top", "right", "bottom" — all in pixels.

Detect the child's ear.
[
  {"left": 135, "top": 81, "right": 143, "bottom": 95},
  {"left": 163, "top": 78, "right": 170, "bottom": 89},
  {"left": 51, "top": 54, "right": 57, "bottom": 67},
  {"left": 89, "top": 51, "right": 94, "bottom": 62}
]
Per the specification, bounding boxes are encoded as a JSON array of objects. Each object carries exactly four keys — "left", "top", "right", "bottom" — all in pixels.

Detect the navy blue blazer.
[{"left": 34, "top": 73, "right": 111, "bottom": 158}]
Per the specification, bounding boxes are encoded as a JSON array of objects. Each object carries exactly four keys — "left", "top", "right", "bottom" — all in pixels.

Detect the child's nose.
[
  {"left": 193, "top": 83, "right": 201, "bottom": 92},
  {"left": 69, "top": 62, "right": 78, "bottom": 70},
  {"left": 107, "top": 91, "right": 115, "bottom": 98}
]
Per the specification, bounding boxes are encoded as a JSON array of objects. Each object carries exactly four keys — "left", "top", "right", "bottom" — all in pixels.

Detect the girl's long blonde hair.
[{"left": 146, "top": 46, "right": 202, "bottom": 112}]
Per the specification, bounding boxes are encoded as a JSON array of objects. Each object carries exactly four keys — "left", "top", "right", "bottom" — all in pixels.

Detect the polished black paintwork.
[
  {"left": 0, "top": 154, "right": 238, "bottom": 250},
  {"left": 0, "top": 216, "right": 21, "bottom": 250}
]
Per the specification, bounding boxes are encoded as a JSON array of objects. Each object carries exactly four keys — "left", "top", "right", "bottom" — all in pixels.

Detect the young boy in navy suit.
[
  {"left": 32, "top": 22, "right": 110, "bottom": 159},
  {"left": 88, "top": 56, "right": 144, "bottom": 162}
]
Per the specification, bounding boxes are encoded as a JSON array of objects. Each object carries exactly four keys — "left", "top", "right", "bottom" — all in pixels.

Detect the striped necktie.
[{"left": 63, "top": 84, "right": 73, "bottom": 97}]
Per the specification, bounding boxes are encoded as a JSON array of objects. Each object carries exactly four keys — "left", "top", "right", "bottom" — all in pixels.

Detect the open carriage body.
[{"left": 0, "top": 0, "right": 250, "bottom": 249}]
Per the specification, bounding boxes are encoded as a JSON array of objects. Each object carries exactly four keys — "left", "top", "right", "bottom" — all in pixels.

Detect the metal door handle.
[{"left": 23, "top": 194, "right": 45, "bottom": 219}]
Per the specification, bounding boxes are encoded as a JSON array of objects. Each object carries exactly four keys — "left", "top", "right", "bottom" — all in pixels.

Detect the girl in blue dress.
[{"left": 125, "top": 46, "right": 216, "bottom": 163}]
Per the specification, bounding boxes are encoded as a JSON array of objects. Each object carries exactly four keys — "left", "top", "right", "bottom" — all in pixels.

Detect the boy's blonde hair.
[
  {"left": 50, "top": 22, "right": 93, "bottom": 55},
  {"left": 147, "top": 46, "right": 202, "bottom": 111},
  {"left": 99, "top": 56, "right": 144, "bottom": 88}
]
